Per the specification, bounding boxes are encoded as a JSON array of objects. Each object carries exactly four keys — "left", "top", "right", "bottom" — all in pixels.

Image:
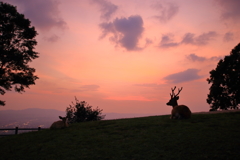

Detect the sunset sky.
[{"left": 1, "top": 0, "right": 240, "bottom": 116}]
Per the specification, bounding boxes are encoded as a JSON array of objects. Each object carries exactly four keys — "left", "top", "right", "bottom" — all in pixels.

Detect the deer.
[
  {"left": 50, "top": 116, "right": 69, "bottom": 129},
  {"left": 166, "top": 86, "right": 191, "bottom": 119}
]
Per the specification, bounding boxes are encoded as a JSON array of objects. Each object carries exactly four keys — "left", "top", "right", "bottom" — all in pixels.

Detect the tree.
[
  {"left": 0, "top": 2, "right": 39, "bottom": 105},
  {"left": 207, "top": 43, "right": 240, "bottom": 111},
  {"left": 66, "top": 97, "right": 105, "bottom": 123}
]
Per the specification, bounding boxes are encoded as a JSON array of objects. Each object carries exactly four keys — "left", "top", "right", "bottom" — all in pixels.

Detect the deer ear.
[{"left": 176, "top": 96, "right": 179, "bottom": 100}]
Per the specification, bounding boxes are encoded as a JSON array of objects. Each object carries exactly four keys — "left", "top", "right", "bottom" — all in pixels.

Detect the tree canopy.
[
  {"left": 66, "top": 97, "right": 105, "bottom": 123},
  {"left": 0, "top": 2, "right": 39, "bottom": 105},
  {"left": 207, "top": 43, "right": 240, "bottom": 111}
]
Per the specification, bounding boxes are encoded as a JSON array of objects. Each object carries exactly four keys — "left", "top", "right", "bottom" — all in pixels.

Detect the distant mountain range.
[
  {"left": 0, "top": 108, "right": 156, "bottom": 129},
  {"left": 0, "top": 108, "right": 66, "bottom": 129}
]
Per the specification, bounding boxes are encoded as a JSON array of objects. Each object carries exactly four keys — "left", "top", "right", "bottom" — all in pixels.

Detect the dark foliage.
[
  {"left": 0, "top": 2, "right": 39, "bottom": 105},
  {"left": 207, "top": 43, "right": 240, "bottom": 111},
  {"left": 66, "top": 97, "right": 105, "bottom": 123}
]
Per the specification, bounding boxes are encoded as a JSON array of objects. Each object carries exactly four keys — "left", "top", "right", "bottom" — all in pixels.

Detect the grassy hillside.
[{"left": 0, "top": 112, "right": 240, "bottom": 160}]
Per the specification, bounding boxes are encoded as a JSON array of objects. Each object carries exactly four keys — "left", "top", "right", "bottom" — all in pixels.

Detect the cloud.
[
  {"left": 186, "top": 54, "right": 206, "bottom": 62},
  {"left": 209, "top": 56, "right": 223, "bottom": 61},
  {"left": 5, "top": 0, "right": 67, "bottom": 31},
  {"left": 151, "top": 1, "right": 179, "bottom": 22},
  {"left": 216, "top": 0, "right": 240, "bottom": 20},
  {"left": 105, "top": 96, "right": 152, "bottom": 101},
  {"left": 43, "top": 34, "right": 60, "bottom": 42},
  {"left": 99, "top": 15, "right": 144, "bottom": 51},
  {"left": 186, "top": 53, "right": 222, "bottom": 62},
  {"left": 72, "top": 85, "right": 100, "bottom": 92},
  {"left": 91, "top": 0, "right": 118, "bottom": 21},
  {"left": 181, "top": 31, "right": 217, "bottom": 46},
  {"left": 159, "top": 34, "right": 179, "bottom": 48},
  {"left": 223, "top": 32, "right": 234, "bottom": 42},
  {"left": 164, "top": 69, "right": 203, "bottom": 83},
  {"left": 159, "top": 31, "right": 217, "bottom": 48},
  {"left": 135, "top": 83, "right": 162, "bottom": 88},
  {"left": 144, "top": 38, "right": 153, "bottom": 47}
]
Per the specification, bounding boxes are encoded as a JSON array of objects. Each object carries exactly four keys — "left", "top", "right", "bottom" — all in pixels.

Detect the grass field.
[{"left": 0, "top": 112, "right": 240, "bottom": 160}]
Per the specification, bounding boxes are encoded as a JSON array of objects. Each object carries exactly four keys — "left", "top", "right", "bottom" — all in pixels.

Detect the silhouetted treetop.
[
  {"left": 0, "top": 2, "right": 39, "bottom": 106},
  {"left": 207, "top": 43, "right": 240, "bottom": 111}
]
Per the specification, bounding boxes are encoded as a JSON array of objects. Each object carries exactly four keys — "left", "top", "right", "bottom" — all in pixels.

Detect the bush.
[{"left": 66, "top": 97, "right": 105, "bottom": 123}]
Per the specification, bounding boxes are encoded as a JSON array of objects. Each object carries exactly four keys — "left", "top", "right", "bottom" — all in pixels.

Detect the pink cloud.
[
  {"left": 99, "top": 15, "right": 144, "bottom": 51},
  {"left": 72, "top": 85, "right": 100, "bottom": 92},
  {"left": 159, "top": 31, "right": 218, "bottom": 48},
  {"left": 186, "top": 54, "right": 206, "bottom": 62},
  {"left": 223, "top": 32, "right": 234, "bottom": 42},
  {"left": 151, "top": 1, "right": 179, "bottom": 22},
  {"left": 164, "top": 69, "right": 203, "bottom": 83},
  {"left": 5, "top": 0, "right": 67, "bottom": 31},
  {"left": 186, "top": 54, "right": 222, "bottom": 62},
  {"left": 181, "top": 31, "right": 218, "bottom": 46},
  {"left": 43, "top": 34, "right": 60, "bottom": 42},
  {"left": 159, "top": 34, "right": 179, "bottom": 48},
  {"left": 216, "top": 0, "right": 240, "bottom": 20},
  {"left": 91, "top": 0, "right": 118, "bottom": 21},
  {"left": 105, "top": 96, "right": 153, "bottom": 101}
]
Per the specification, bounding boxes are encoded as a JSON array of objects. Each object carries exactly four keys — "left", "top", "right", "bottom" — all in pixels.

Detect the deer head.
[
  {"left": 50, "top": 116, "right": 69, "bottom": 129},
  {"left": 166, "top": 86, "right": 183, "bottom": 108},
  {"left": 59, "top": 116, "right": 68, "bottom": 123}
]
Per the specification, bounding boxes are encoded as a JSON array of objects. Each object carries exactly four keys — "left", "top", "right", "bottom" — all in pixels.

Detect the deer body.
[
  {"left": 171, "top": 105, "right": 191, "bottom": 119},
  {"left": 166, "top": 86, "right": 191, "bottom": 119},
  {"left": 50, "top": 116, "right": 69, "bottom": 129}
]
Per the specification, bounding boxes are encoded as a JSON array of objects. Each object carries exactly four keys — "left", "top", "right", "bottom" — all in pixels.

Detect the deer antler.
[
  {"left": 170, "top": 86, "right": 183, "bottom": 97},
  {"left": 175, "top": 87, "right": 183, "bottom": 97},
  {"left": 170, "top": 86, "right": 176, "bottom": 98}
]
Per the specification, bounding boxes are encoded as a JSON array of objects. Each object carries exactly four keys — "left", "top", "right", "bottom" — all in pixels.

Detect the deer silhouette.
[
  {"left": 166, "top": 86, "right": 191, "bottom": 119},
  {"left": 50, "top": 116, "right": 69, "bottom": 129}
]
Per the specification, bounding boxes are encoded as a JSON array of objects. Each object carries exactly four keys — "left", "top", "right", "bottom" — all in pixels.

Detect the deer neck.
[{"left": 172, "top": 101, "right": 178, "bottom": 108}]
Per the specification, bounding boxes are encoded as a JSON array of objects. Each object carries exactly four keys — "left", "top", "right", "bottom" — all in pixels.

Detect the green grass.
[{"left": 1, "top": 112, "right": 240, "bottom": 160}]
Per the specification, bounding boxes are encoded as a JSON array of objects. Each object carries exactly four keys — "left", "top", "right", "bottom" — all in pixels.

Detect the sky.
[{"left": 1, "top": 0, "right": 240, "bottom": 116}]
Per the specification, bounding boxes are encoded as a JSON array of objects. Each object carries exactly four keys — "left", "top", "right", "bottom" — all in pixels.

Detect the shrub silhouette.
[{"left": 66, "top": 97, "right": 105, "bottom": 123}]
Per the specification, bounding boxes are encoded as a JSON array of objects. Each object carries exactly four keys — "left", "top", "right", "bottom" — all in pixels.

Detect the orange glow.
[
  {"left": 1, "top": 0, "right": 239, "bottom": 117},
  {"left": 105, "top": 96, "right": 153, "bottom": 101}
]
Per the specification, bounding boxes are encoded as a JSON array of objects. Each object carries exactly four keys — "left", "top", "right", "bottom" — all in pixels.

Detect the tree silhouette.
[
  {"left": 207, "top": 43, "right": 240, "bottom": 111},
  {"left": 0, "top": 2, "right": 39, "bottom": 106},
  {"left": 66, "top": 97, "right": 105, "bottom": 123}
]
